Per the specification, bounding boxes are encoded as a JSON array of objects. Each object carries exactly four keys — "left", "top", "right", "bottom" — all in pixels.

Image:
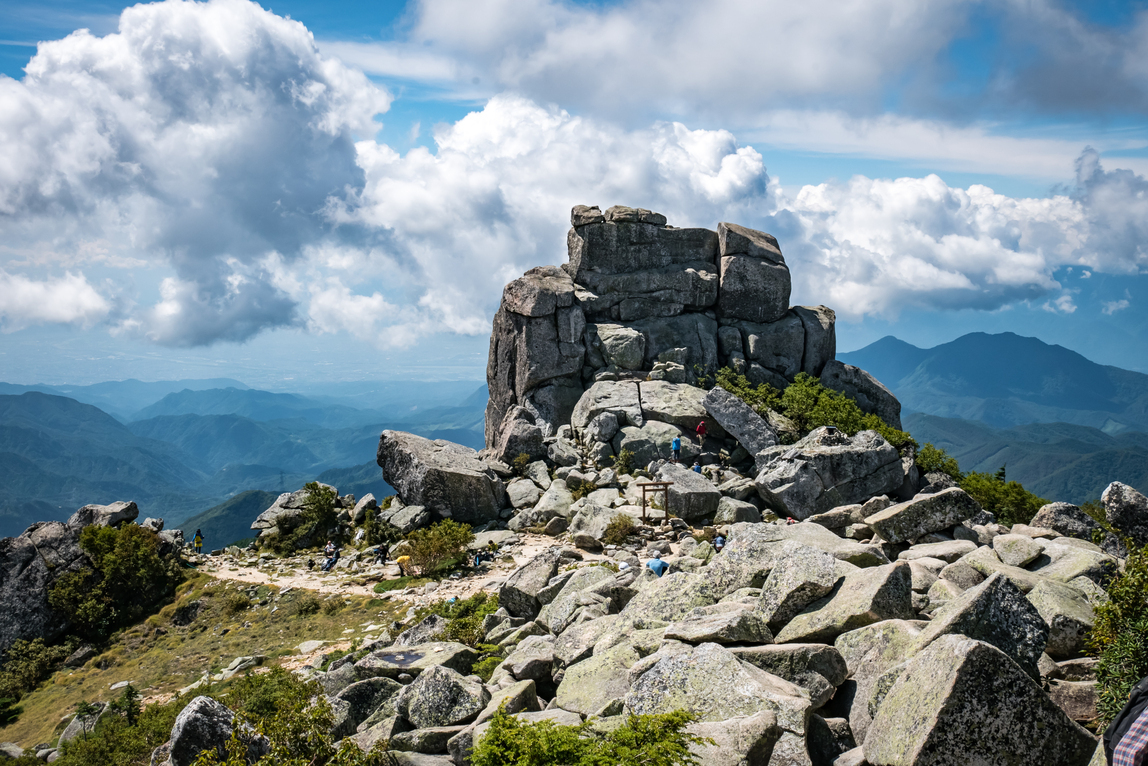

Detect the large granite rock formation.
[
  {"left": 484, "top": 205, "right": 866, "bottom": 453},
  {"left": 377, "top": 431, "right": 507, "bottom": 524}
]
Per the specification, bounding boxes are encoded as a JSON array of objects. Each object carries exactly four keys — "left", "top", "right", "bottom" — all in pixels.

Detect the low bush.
[
  {"left": 471, "top": 707, "right": 710, "bottom": 766},
  {"left": 714, "top": 367, "right": 782, "bottom": 414},
  {"left": 602, "top": 515, "right": 636, "bottom": 546},
  {"left": 569, "top": 480, "right": 597, "bottom": 502},
  {"left": 512, "top": 453, "right": 533, "bottom": 476},
  {"left": 1090, "top": 542, "right": 1148, "bottom": 726},
  {"left": 0, "top": 638, "right": 72, "bottom": 717},
  {"left": 222, "top": 593, "right": 251, "bottom": 616},
  {"left": 405, "top": 520, "right": 474, "bottom": 577},
  {"left": 290, "top": 594, "right": 322, "bottom": 617},
  {"left": 265, "top": 482, "right": 341, "bottom": 555},
  {"left": 612, "top": 448, "right": 636, "bottom": 476},
  {"left": 426, "top": 592, "right": 500, "bottom": 647},
  {"left": 471, "top": 655, "right": 504, "bottom": 682},
  {"left": 362, "top": 509, "right": 402, "bottom": 548},
  {"left": 321, "top": 599, "right": 343, "bottom": 616},
  {"left": 916, "top": 443, "right": 962, "bottom": 480},
  {"left": 959, "top": 469, "right": 1046, "bottom": 526},
  {"left": 50, "top": 693, "right": 182, "bottom": 766}
]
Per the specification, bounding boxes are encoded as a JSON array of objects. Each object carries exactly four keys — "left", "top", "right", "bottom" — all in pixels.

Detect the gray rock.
[
  {"left": 0, "top": 520, "right": 89, "bottom": 655},
  {"left": 613, "top": 421, "right": 694, "bottom": 467},
  {"left": 571, "top": 380, "right": 643, "bottom": 430},
  {"left": 354, "top": 643, "right": 478, "bottom": 680},
  {"left": 734, "top": 313, "right": 806, "bottom": 380},
  {"left": 395, "top": 665, "right": 490, "bottom": 728},
  {"left": 992, "top": 533, "right": 1044, "bottom": 567},
  {"left": 167, "top": 697, "right": 268, "bottom": 766},
  {"left": 897, "top": 540, "right": 976, "bottom": 564},
  {"left": 775, "top": 562, "right": 914, "bottom": 644},
  {"left": 834, "top": 619, "right": 929, "bottom": 742},
  {"left": 567, "top": 503, "right": 621, "bottom": 550},
  {"left": 1030, "top": 502, "right": 1101, "bottom": 542},
  {"left": 714, "top": 496, "right": 762, "bottom": 525},
  {"left": 665, "top": 601, "right": 773, "bottom": 645},
  {"left": 617, "top": 571, "right": 717, "bottom": 629},
  {"left": 656, "top": 462, "right": 721, "bottom": 521},
  {"left": 755, "top": 427, "right": 902, "bottom": 520},
  {"left": 585, "top": 324, "right": 646, "bottom": 370},
  {"left": 334, "top": 677, "right": 403, "bottom": 731},
  {"left": 532, "top": 481, "right": 574, "bottom": 521},
  {"left": 913, "top": 573, "right": 1050, "bottom": 679},
  {"left": 390, "top": 726, "right": 466, "bottom": 754},
  {"left": 388, "top": 504, "right": 433, "bottom": 535},
  {"left": 818, "top": 360, "right": 902, "bottom": 430},
  {"left": 703, "top": 386, "right": 778, "bottom": 456},
  {"left": 687, "top": 711, "right": 782, "bottom": 766},
  {"left": 493, "top": 406, "right": 546, "bottom": 464},
  {"left": 395, "top": 615, "right": 449, "bottom": 647},
  {"left": 1027, "top": 580, "right": 1095, "bottom": 660},
  {"left": 377, "top": 431, "right": 506, "bottom": 524},
  {"left": 862, "top": 636, "right": 1095, "bottom": 766},
  {"left": 792, "top": 306, "right": 836, "bottom": 377},
  {"left": 716, "top": 222, "right": 790, "bottom": 324},
  {"left": 723, "top": 520, "right": 887, "bottom": 570},
  {"left": 1030, "top": 541, "right": 1118, "bottom": 586},
  {"left": 318, "top": 661, "right": 361, "bottom": 696},
  {"left": 507, "top": 480, "right": 542, "bottom": 510},
  {"left": 585, "top": 411, "right": 620, "bottom": 443},
  {"left": 864, "top": 487, "right": 981, "bottom": 544},
  {"left": 1103, "top": 481, "right": 1148, "bottom": 547},
  {"left": 499, "top": 548, "right": 561, "bottom": 619},
  {"left": 732, "top": 643, "right": 848, "bottom": 710},
  {"left": 503, "top": 636, "right": 555, "bottom": 682},
  {"left": 352, "top": 494, "right": 378, "bottom": 524},
  {"left": 553, "top": 614, "right": 621, "bottom": 671},
  {"left": 556, "top": 641, "right": 640, "bottom": 715},
  {"left": 639, "top": 381, "right": 725, "bottom": 437},
  {"left": 758, "top": 541, "right": 841, "bottom": 629},
  {"left": 66, "top": 500, "right": 139, "bottom": 531}
]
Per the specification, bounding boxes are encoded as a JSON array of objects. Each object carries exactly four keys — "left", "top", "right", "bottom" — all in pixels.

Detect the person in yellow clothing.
[
  {"left": 396, "top": 555, "right": 413, "bottom": 577},
  {"left": 193, "top": 529, "right": 203, "bottom": 554}
]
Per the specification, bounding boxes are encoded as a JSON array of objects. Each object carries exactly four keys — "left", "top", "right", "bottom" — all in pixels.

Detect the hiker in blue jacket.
[
  {"left": 646, "top": 551, "right": 668, "bottom": 577},
  {"left": 671, "top": 436, "right": 681, "bottom": 463}
]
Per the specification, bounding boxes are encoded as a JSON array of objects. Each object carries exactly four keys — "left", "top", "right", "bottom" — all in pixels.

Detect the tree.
[{"left": 405, "top": 520, "right": 475, "bottom": 576}]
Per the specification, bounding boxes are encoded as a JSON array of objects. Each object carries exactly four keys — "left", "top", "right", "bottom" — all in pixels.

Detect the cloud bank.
[{"left": 0, "top": 0, "right": 1146, "bottom": 349}]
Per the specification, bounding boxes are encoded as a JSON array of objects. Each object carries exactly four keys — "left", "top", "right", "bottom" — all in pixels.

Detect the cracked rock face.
[{"left": 395, "top": 665, "right": 490, "bottom": 729}]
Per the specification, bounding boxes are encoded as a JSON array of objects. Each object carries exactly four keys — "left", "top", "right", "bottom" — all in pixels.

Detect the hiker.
[
  {"left": 671, "top": 436, "right": 682, "bottom": 463},
  {"left": 373, "top": 543, "right": 390, "bottom": 565},
  {"left": 692, "top": 461, "right": 702, "bottom": 474},
  {"left": 396, "top": 555, "right": 413, "bottom": 576},
  {"left": 646, "top": 551, "right": 668, "bottom": 577},
  {"left": 713, "top": 533, "right": 726, "bottom": 553},
  {"left": 695, "top": 420, "right": 707, "bottom": 446},
  {"left": 1106, "top": 676, "right": 1148, "bottom": 764},
  {"left": 193, "top": 529, "right": 203, "bottom": 554},
  {"left": 321, "top": 540, "right": 339, "bottom": 572},
  {"left": 474, "top": 549, "right": 492, "bottom": 567}
]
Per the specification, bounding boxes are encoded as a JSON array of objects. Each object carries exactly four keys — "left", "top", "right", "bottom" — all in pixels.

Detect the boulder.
[
  {"left": 614, "top": 421, "right": 694, "bottom": 467},
  {"left": 716, "top": 222, "right": 790, "bottom": 324},
  {"left": 688, "top": 711, "right": 782, "bottom": 766},
  {"left": 617, "top": 571, "right": 717, "bottom": 629},
  {"left": 656, "top": 462, "right": 721, "bottom": 521},
  {"left": 585, "top": 323, "right": 646, "bottom": 370},
  {"left": 390, "top": 726, "right": 466, "bottom": 754},
  {"left": 1030, "top": 502, "right": 1102, "bottom": 542},
  {"left": 387, "top": 504, "right": 433, "bottom": 535},
  {"left": 553, "top": 614, "right": 621, "bottom": 671},
  {"left": 792, "top": 306, "right": 836, "bottom": 377},
  {"left": 499, "top": 548, "right": 562, "bottom": 619},
  {"left": 250, "top": 486, "right": 330, "bottom": 536},
  {"left": 507, "top": 480, "right": 542, "bottom": 510},
  {"left": 377, "top": 431, "right": 506, "bottom": 524},
  {"left": 66, "top": 500, "right": 139, "bottom": 530},
  {"left": 567, "top": 503, "right": 620, "bottom": 550},
  {"left": 757, "top": 542, "right": 841, "bottom": 630},
  {"left": 639, "top": 381, "right": 725, "bottom": 436},
  {"left": 723, "top": 520, "right": 887, "bottom": 570},
  {"left": 774, "top": 562, "right": 914, "bottom": 644},
  {"left": 913, "top": 573, "right": 1049, "bottom": 680},
  {"left": 584, "top": 411, "right": 620, "bottom": 443},
  {"left": 703, "top": 386, "right": 778, "bottom": 456},
  {"left": 334, "top": 677, "right": 402, "bottom": 731},
  {"left": 731, "top": 644, "right": 848, "bottom": 710},
  {"left": 862, "top": 636, "right": 1095, "bottom": 766},
  {"left": 354, "top": 643, "right": 478, "bottom": 680},
  {"left": 493, "top": 406, "right": 546, "bottom": 464},
  {"left": 625, "top": 643, "right": 811, "bottom": 737},
  {"left": 992, "top": 534, "right": 1044, "bottom": 567},
  {"left": 754, "top": 428, "right": 902, "bottom": 520},
  {"left": 571, "top": 380, "right": 643, "bottom": 430},
  {"left": 1027, "top": 580, "right": 1095, "bottom": 660},
  {"left": 395, "top": 665, "right": 490, "bottom": 728},
  {"left": 864, "top": 488, "right": 981, "bottom": 544},
  {"left": 665, "top": 602, "right": 773, "bottom": 645},
  {"left": 0, "top": 520, "right": 89, "bottom": 655},
  {"left": 167, "top": 696, "right": 268, "bottom": 766},
  {"left": 714, "top": 497, "right": 762, "bottom": 525},
  {"left": 1103, "top": 481, "right": 1148, "bottom": 547},
  {"left": 818, "top": 360, "right": 902, "bottom": 431},
  {"left": 395, "top": 615, "right": 449, "bottom": 647},
  {"left": 352, "top": 494, "right": 378, "bottom": 524},
  {"left": 896, "top": 540, "right": 976, "bottom": 564},
  {"left": 834, "top": 619, "right": 929, "bottom": 742},
  {"left": 556, "top": 641, "right": 640, "bottom": 716},
  {"left": 502, "top": 636, "right": 555, "bottom": 683},
  {"left": 1030, "top": 541, "right": 1117, "bottom": 586}
]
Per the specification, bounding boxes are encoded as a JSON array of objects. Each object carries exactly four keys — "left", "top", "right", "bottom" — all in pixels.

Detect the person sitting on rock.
[
  {"left": 713, "top": 534, "right": 726, "bottom": 552},
  {"left": 321, "top": 540, "right": 339, "bottom": 572},
  {"left": 646, "top": 551, "right": 668, "bottom": 577},
  {"left": 692, "top": 461, "right": 702, "bottom": 474},
  {"left": 671, "top": 436, "right": 682, "bottom": 463}
]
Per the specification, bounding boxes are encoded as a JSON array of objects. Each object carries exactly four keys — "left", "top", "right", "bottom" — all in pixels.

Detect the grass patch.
[{"left": 373, "top": 576, "right": 431, "bottom": 593}]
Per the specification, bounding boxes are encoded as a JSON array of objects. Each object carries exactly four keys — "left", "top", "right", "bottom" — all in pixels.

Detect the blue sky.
[{"left": 1, "top": 0, "right": 1146, "bottom": 388}]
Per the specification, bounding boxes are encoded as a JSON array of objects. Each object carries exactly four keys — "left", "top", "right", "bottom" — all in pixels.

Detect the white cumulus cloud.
[{"left": 0, "top": 270, "right": 111, "bottom": 331}]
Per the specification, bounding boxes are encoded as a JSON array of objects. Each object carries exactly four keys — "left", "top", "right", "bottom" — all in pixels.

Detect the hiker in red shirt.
[{"left": 696, "top": 420, "right": 707, "bottom": 447}]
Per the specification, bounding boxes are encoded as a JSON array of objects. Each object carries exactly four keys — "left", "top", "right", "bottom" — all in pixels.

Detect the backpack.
[{"left": 1105, "top": 676, "right": 1148, "bottom": 764}]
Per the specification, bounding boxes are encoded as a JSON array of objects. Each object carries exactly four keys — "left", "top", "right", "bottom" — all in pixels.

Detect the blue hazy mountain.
[
  {"left": 840, "top": 332, "right": 1148, "bottom": 434},
  {"left": 0, "top": 378, "right": 249, "bottom": 421}
]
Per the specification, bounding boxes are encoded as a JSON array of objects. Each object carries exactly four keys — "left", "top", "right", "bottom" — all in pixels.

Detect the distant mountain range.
[
  {"left": 0, "top": 380, "right": 487, "bottom": 539},
  {"left": 841, "top": 332, "right": 1148, "bottom": 500}
]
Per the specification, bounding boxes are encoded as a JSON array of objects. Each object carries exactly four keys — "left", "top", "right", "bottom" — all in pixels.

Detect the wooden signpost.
[{"left": 637, "top": 480, "right": 673, "bottom": 523}]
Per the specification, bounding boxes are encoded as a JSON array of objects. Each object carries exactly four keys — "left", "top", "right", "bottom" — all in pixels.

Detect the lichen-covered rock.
[
  {"left": 897, "top": 540, "right": 976, "bottom": 564},
  {"left": 395, "top": 615, "right": 449, "bottom": 647},
  {"left": 862, "top": 636, "right": 1095, "bottom": 766},
  {"left": 502, "top": 635, "right": 555, "bottom": 683},
  {"left": 625, "top": 643, "right": 811, "bottom": 737},
  {"left": 639, "top": 381, "right": 725, "bottom": 436},
  {"left": 758, "top": 541, "right": 841, "bottom": 630},
  {"left": 613, "top": 420, "right": 694, "bottom": 467},
  {"left": 755, "top": 427, "right": 902, "bottom": 520},
  {"left": 567, "top": 503, "right": 620, "bottom": 551},
  {"left": 775, "top": 562, "right": 914, "bottom": 644},
  {"left": 818, "top": 360, "right": 902, "bottom": 430},
  {"left": 913, "top": 573, "right": 1049, "bottom": 680},
  {"left": 656, "top": 462, "right": 722, "bottom": 521},
  {"left": 1103, "top": 481, "right": 1148, "bottom": 547},
  {"left": 1030, "top": 502, "right": 1102, "bottom": 542},
  {"left": 334, "top": 677, "right": 402, "bottom": 731},
  {"left": 703, "top": 386, "right": 778, "bottom": 456},
  {"left": 571, "top": 380, "right": 643, "bottom": 430},
  {"left": 687, "top": 710, "right": 782, "bottom": 766},
  {"left": 553, "top": 614, "right": 621, "bottom": 672},
  {"left": 168, "top": 697, "right": 268, "bottom": 766},
  {"left": 616, "top": 571, "right": 717, "bottom": 630},
  {"left": 395, "top": 665, "right": 490, "bottom": 728},
  {"left": 377, "top": 431, "right": 506, "bottom": 524},
  {"left": 664, "top": 601, "right": 773, "bottom": 645},
  {"left": 1031, "top": 541, "right": 1118, "bottom": 586},
  {"left": 66, "top": 500, "right": 139, "bottom": 531},
  {"left": 732, "top": 644, "right": 848, "bottom": 710},
  {"left": 499, "top": 548, "right": 561, "bottom": 619},
  {"left": 864, "top": 488, "right": 981, "bottom": 545},
  {"left": 991, "top": 534, "right": 1044, "bottom": 567},
  {"left": 835, "top": 619, "right": 929, "bottom": 742},
  {"left": 556, "top": 641, "right": 640, "bottom": 716},
  {"left": 507, "top": 479, "right": 542, "bottom": 510},
  {"left": 1026, "top": 580, "right": 1095, "bottom": 660}
]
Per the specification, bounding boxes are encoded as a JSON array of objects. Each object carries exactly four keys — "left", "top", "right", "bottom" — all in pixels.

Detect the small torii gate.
[{"left": 637, "top": 480, "right": 673, "bottom": 523}]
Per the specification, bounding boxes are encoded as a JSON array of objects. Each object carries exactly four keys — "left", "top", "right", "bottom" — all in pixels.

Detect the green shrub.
[
  {"left": 222, "top": 592, "right": 251, "bottom": 616},
  {"left": 471, "top": 707, "right": 710, "bottom": 766},
  {"left": 0, "top": 638, "right": 71, "bottom": 708},
  {"left": 916, "top": 443, "right": 962, "bottom": 480},
  {"left": 959, "top": 469, "right": 1046, "bottom": 526},
  {"left": 1089, "top": 541, "right": 1148, "bottom": 726},
  {"left": 426, "top": 592, "right": 501, "bottom": 647},
  {"left": 603, "top": 515, "right": 636, "bottom": 546},
  {"left": 48, "top": 523, "right": 183, "bottom": 643},
  {"left": 512, "top": 453, "right": 532, "bottom": 476},
  {"left": 265, "top": 482, "right": 341, "bottom": 555},
  {"left": 363, "top": 509, "right": 402, "bottom": 548},
  {"left": 406, "top": 520, "right": 475, "bottom": 577},
  {"left": 715, "top": 367, "right": 782, "bottom": 414},
  {"left": 471, "top": 655, "right": 504, "bottom": 682},
  {"left": 569, "top": 480, "right": 597, "bottom": 501},
  {"left": 321, "top": 598, "right": 343, "bottom": 616},
  {"left": 53, "top": 693, "right": 181, "bottom": 765},
  {"left": 290, "top": 594, "right": 321, "bottom": 617},
  {"left": 612, "top": 448, "right": 636, "bottom": 476}
]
